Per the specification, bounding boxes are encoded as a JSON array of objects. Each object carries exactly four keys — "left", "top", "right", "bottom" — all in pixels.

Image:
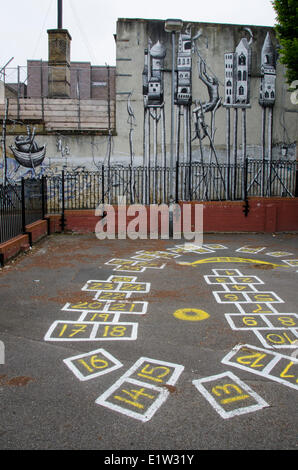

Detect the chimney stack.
[{"left": 47, "top": 0, "right": 71, "bottom": 98}]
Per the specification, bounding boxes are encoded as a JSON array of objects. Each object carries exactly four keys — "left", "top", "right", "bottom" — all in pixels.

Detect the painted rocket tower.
[
  {"left": 259, "top": 32, "right": 276, "bottom": 107},
  {"left": 175, "top": 30, "right": 192, "bottom": 105},
  {"left": 143, "top": 40, "right": 166, "bottom": 108},
  {"left": 224, "top": 36, "right": 252, "bottom": 106}
]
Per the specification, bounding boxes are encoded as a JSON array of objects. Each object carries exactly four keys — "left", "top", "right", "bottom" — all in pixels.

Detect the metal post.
[
  {"left": 101, "top": 164, "right": 105, "bottom": 204},
  {"left": 242, "top": 108, "right": 247, "bottom": 200},
  {"left": 1, "top": 99, "right": 9, "bottom": 186},
  {"left": 226, "top": 107, "right": 231, "bottom": 199},
  {"left": 161, "top": 106, "right": 166, "bottom": 203},
  {"left": 41, "top": 176, "right": 46, "bottom": 219},
  {"left": 21, "top": 178, "right": 26, "bottom": 233},
  {"left": 169, "top": 30, "right": 176, "bottom": 202},
  {"left": 268, "top": 107, "right": 273, "bottom": 197},
  {"left": 17, "top": 66, "right": 20, "bottom": 120},
  {"left": 175, "top": 159, "right": 179, "bottom": 203},
  {"left": 58, "top": 0, "right": 63, "bottom": 29},
  {"left": 261, "top": 107, "right": 266, "bottom": 197},
  {"left": 61, "top": 170, "right": 65, "bottom": 232},
  {"left": 188, "top": 106, "right": 192, "bottom": 201},
  {"left": 233, "top": 108, "right": 238, "bottom": 200}
]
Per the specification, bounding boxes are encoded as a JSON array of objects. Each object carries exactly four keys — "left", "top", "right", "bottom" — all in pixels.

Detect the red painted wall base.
[{"left": 47, "top": 198, "right": 298, "bottom": 235}]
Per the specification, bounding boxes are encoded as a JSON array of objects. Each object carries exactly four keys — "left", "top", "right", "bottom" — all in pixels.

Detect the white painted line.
[
  {"left": 202, "top": 244, "right": 228, "bottom": 250},
  {"left": 192, "top": 371, "right": 269, "bottom": 419},
  {"left": 282, "top": 259, "right": 298, "bottom": 267},
  {"left": 63, "top": 348, "right": 123, "bottom": 381}
]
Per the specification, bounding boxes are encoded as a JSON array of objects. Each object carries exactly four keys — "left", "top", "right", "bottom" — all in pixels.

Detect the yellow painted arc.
[
  {"left": 178, "top": 257, "right": 286, "bottom": 268},
  {"left": 173, "top": 308, "right": 210, "bottom": 322}
]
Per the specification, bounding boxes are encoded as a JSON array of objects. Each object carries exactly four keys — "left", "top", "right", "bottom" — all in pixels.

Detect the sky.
[{"left": 1, "top": 0, "right": 277, "bottom": 74}]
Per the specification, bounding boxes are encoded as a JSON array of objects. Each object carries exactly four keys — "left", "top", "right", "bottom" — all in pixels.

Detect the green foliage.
[{"left": 272, "top": 0, "right": 298, "bottom": 83}]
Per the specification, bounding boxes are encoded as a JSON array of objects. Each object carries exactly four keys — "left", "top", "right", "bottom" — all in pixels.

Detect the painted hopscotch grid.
[
  {"left": 221, "top": 344, "right": 298, "bottom": 391},
  {"left": 62, "top": 300, "right": 148, "bottom": 315},
  {"left": 63, "top": 348, "right": 123, "bottom": 381},
  {"left": 44, "top": 320, "right": 138, "bottom": 342},
  {"left": 204, "top": 274, "right": 264, "bottom": 286},
  {"left": 234, "top": 303, "right": 280, "bottom": 315},
  {"left": 213, "top": 291, "right": 284, "bottom": 304},
  {"left": 235, "top": 246, "right": 266, "bottom": 254},
  {"left": 266, "top": 252, "right": 294, "bottom": 258},
  {"left": 204, "top": 267, "right": 298, "bottom": 351},
  {"left": 132, "top": 250, "right": 180, "bottom": 260},
  {"left": 167, "top": 244, "right": 215, "bottom": 255},
  {"left": 192, "top": 371, "right": 269, "bottom": 419},
  {"left": 105, "top": 258, "right": 166, "bottom": 273},
  {"left": 225, "top": 313, "right": 298, "bottom": 331},
  {"left": 82, "top": 280, "right": 151, "bottom": 294},
  {"left": 253, "top": 328, "right": 298, "bottom": 349},
  {"left": 95, "top": 357, "right": 184, "bottom": 422}
]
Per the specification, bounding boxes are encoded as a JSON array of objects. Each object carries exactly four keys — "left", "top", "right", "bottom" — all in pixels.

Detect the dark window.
[{"left": 239, "top": 54, "right": 246, "bottom": 66}]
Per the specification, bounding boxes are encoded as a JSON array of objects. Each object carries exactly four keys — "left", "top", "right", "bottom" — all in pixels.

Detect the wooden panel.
[{"left": 0, "top": 98, "right": 115, "bottom": 131}]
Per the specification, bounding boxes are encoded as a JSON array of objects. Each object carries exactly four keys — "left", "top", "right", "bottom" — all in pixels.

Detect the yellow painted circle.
[{"left": 173, "top": 308, "right": 210, "bottom": 322}]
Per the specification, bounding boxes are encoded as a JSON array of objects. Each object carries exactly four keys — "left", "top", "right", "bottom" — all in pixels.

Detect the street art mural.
[{"left": 1, "top": 22, "right": 293, "bottom": 205}]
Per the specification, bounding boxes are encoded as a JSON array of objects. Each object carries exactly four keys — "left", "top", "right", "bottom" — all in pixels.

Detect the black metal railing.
[
  {"left": 0, "top": 178, "right": 46, "bottom": 244},
  {"left": 44, "top": 160, "right": 297, "bottom": 213}
]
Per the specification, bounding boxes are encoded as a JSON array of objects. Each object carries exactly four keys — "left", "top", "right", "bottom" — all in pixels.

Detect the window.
[
  {"left": 239, "top": 86, "right": 244, "bottom": 96},
  {"left": 239, "top": 54, "right": 246, "bottom": 66}
]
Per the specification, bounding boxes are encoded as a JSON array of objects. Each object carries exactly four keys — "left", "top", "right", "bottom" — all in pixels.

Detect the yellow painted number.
[{"left": 212, "top": 384, "right": 250, "bottom": 404}]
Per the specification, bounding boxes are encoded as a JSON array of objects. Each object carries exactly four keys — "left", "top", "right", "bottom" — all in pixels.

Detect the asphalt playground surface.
[{"left": 0, "top": 232, "right": 297, "bottom": 452}]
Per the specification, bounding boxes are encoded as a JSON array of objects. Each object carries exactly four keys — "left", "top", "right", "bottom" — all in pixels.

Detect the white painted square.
[
  {"left": 221, "top": 343, "right": 298, "bottom": 391},
  {"left": 236, "top": 246, "right": 266, "bottom": 254},
  {"left": 202, "top": 244, "right": 228, "bottom": 250},
  {"left": 235, "top": 303, "right": 279, "bottom": 315},
  {"left": 63, "top": 348, "right": 123, "bottom": 381},
  {"left": 44, "top": 321, "right": 138, "bottom": 341},
  {"left": 192, "top": 371, "right": 269, "bottom": 419},
  {"left": 266, "top": 252, "right": 293, "bottom": 258},
  {"left": 224, "top": 313, "right": 273, "bottom": 330},
  {"left": 212, "top": 269, "right": 243, "bottom": 276},
  {"left": 204, "top": 275, "right": 234, "bottom": 285},
  {"left": 253, "top": 328, "right": 298, "bottom": 349},
  {"left": 107, "top": 275, "right": 138, "bottom": 282},
  {"left": 95, "top": 357, "right": 184, "bottom": 422}
]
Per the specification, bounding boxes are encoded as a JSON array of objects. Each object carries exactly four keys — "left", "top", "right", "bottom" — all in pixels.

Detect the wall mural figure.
[
  {"left": 224, "top": 28, "right": 253, "bottom": 200},
  {"left": 9, "top": 125, "right": 46, "bottom": 175},
  {"left": 142, "top": 39, "right": 166, "bottom": 203},
  {"left": 192, "top": 31, "right": 225, "bottom": 200}
]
